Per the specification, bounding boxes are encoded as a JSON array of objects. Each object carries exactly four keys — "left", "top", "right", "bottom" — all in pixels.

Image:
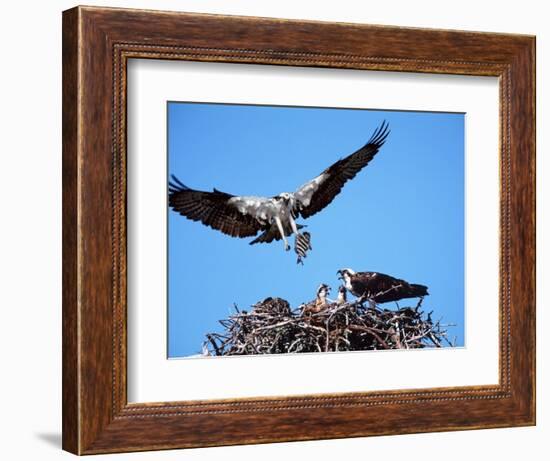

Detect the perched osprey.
[
  {"left": 300, "top": 283, "right": 331, "bottom": 315},
  {"left": 335, "top": 285, "right": 348, "bottom": 305},
  {"left": 337, "top": 269, "right": 428, "bottom": 304},
  {"left": 168, "top": 121, "right": 390, "bottom": 261}
]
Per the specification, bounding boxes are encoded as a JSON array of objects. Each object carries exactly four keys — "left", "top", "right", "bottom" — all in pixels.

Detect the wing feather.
[
  {"left": 355, "top": 271, "right": 429, "bottom": 303},
  {"left": 294, "top": 121, "right": 390, "bottom": 218},
  {"left": 168, "top": 175, "right": 265, "bottom": 238}
]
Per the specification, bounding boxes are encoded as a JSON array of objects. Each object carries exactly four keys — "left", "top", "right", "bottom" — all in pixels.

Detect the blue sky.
[{"left": 167, "top": 102, "right": 465, "bottom": 357}]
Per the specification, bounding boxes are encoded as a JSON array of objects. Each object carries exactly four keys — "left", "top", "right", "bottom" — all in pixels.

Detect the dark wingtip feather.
[
  {"left": 168, "top": 174, "right": 190, "bottom": 193},
  {"left": 366, "top": 120, "right": 391, "bottom": 147}
]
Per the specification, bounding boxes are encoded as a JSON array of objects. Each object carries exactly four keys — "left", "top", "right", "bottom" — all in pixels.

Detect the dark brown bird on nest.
[
  {"left": 337, "top": 268, "right": 428, "bottom": 304},
  {"left": 252, "top": 297, "right": 292, "bottom": 316}
]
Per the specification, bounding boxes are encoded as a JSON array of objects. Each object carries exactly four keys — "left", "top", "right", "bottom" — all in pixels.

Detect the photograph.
[{"left": 167, "top": 102, "right": 465, "bottom": 358}]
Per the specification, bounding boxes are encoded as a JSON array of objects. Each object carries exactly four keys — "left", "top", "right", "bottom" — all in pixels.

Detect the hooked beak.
[{"left": 336, "top": 270, "right": 343, "bottom": 280}]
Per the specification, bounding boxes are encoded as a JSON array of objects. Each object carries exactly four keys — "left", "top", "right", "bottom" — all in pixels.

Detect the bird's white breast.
[
  {"left": 343, "top": 274, "right": 353, "bottom": 292},
  {"left": 228, "top": 196, "right": 285, "bottom": 224}
]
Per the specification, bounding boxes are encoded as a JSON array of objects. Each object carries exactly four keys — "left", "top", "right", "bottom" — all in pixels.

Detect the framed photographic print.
[{"left": 62, "top": 5, "right": 535, "bottom": 454}]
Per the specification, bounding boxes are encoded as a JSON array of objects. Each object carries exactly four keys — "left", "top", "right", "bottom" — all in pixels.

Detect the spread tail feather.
[
  {"left": 249, "top": 231, "right": 272, "bottom": 245},
  {"left": 411, "top": 284, "right": 429, "bottom": 297},
  {"left": 250, "top": 223, "right": 305, "bottom": 245}
]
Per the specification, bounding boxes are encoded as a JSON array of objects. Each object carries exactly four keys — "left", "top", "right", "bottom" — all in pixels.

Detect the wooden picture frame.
[{"left": 62, "top": 5, "right": 535, "bottom": 455}]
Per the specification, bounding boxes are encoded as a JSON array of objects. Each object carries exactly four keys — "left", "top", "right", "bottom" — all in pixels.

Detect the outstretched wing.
[
  {"left": 293, "top": 121, "right": 390, "bottom": 219},
  {"left": 168, "top": 175, "right": 266, "bottom": 238}
]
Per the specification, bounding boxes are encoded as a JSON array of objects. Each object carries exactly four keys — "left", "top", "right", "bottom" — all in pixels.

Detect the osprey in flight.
[
  {"left": 169, "top": 121, "right": 390, "bottom": 261},
  {"left": 337, "top": 269, "right": 428, "bottom": 304}
]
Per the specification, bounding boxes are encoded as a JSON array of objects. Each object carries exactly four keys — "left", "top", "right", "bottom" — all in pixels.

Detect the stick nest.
[{"left": 204, "top": 296, "right": 454, "bottom": 356}]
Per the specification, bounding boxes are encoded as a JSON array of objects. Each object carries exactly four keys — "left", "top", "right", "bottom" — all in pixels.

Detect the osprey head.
[
  {"left": 317, "top": 283, "right": 331, "bottom": 297},
  {"left": 337, "top": 268, "right": 356, "bottom": 280},
  {"left": 276, "top": 192, "right": 293, "bottom": 205},
  {"left": 337, "top": 285, "right": 347, "bottom": 303}
]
